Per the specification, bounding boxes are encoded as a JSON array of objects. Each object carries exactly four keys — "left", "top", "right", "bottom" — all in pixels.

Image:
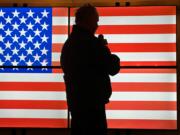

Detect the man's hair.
[{"left": 75, "top": 4, "right": 98, "bottom": 24}]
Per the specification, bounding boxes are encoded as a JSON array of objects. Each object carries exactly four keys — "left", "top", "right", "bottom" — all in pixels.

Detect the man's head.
[{"left": 75, "top": 4, "right": 99, "bottom": 34}]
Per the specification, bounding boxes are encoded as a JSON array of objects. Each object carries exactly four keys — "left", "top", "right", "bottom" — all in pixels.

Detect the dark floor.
[{"left": 0, "top": 128, "right": 178, "bottom": 135}]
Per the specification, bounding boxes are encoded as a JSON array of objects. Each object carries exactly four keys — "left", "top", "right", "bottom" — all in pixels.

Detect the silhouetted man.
[{"left": 61, "top": 4, "right": 120, "bottom": 135}]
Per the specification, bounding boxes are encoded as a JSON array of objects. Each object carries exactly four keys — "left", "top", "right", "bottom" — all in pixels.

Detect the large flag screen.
[
  {"left": 0, "top": 6, "right": 177, "bottom": 129},
  {"left": 70, "top": 6, "right": 177, "bottom": 129}
]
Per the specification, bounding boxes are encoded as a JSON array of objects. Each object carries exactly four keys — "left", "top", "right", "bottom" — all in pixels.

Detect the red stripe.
[
  {"left": 112, "top": 83, "right": 176, "bottom": 92},
  {"left": 52, "top": 43, "right": 63, "bottom": 52},
  {"left": 0, "top": 118, "right": 67, "bottom": 128},
  {"left": 0, "top": 100, "right": 67, "bottom": 109},
  {"left": 0, "top": 82, "right": 65, "bottom": 91},
  {"left": 70, "top": 6, "right": 176, "bottom": 16},
  {"left": 52, "top": 62, "right": 60, "bottom": 66},
  {"left": 53, "top": 69, "right": 63, "bottom": 73},
  {"left": 58, "top": 61, "right": 176, "bottom": 67},
  {"left": 52, "top": 26, "right": 68, "bottom": 34},
  {"left": 106, "top": 101, "right": 176, "bottom": 110},
  {"left": 120, "top": 61, "right": 176, "bottom": 66},
  {"left": 52, "top": 8, "right": 68, "bottom": 16},
  {"left": 108, "top": 43, "right": 176, "bottom": 52},
  {"left": 107, "top": 119, "right": 177, "bottom": 129},
  {"left": 120, "top": 69, "right": 176, "bottom": 73},
  {"left": 96, "top": 25, "right": 176, "bottom": 34},
  {"left": 2, "top": 82, "right": 175, "bottom": 92},
  {"left": 54, "top": 68, "right": 176, "bottom": 74}
]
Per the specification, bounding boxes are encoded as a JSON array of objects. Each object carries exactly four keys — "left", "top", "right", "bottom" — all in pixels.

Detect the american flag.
[
  {"left": 0, "top": 8, "right": 68, "bottom": 127},
  {"left": 70, "top": 6, "right": 177, "bottom": 129}
]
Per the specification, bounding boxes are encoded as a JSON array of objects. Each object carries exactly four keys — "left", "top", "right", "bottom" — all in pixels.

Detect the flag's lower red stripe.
[
  {"left": 119, "top": 69, "right": 176, "bottom": 73},
  {"left": 53, "top": 68, "right": 177, "bottom": 73},
  {"left": 0, "top": 82, "right": 65, "bottom": 91},
  {"left": 0, "top": 82, "right": 176, "bottom": 92},
  {"left": 0, "top": 118, "right": 67, "bottom": 128},
  {"left": 112, "top": 82, "right": 176, "bottom": 92},
  {"left": 121, "top": 61, "right": 176, "bottom": 66},
  {"left": 106, "top": 101, "right": 176, "bottom": 110},
  {"left": 107, "top": 119, "right": 177, "bottom": 129},
  {"left": 109, "top": 43, "right": 176, "bottom": 52},
  {"left": 0, "top": 100, "right": 67, "bottom": 109}
]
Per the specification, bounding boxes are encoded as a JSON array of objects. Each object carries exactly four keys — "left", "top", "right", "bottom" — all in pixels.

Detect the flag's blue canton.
[{"left": 0, "top": 8, "right": 52, "bottom": 73}]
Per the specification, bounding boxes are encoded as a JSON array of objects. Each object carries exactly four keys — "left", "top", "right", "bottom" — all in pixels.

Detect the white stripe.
[
  {"left": 111, "top": 73, "right": 176, "bottom": 82},
  {"left": 95, "top": 34, "right": 176, "bottom": 43},
  {"left": 0, "top": 91, "right": 175, "bottom": 101},
  {"left": 0, "top": 91, "right": 66, "bottom": 100},
  {"left": 71, "top": 15, "right": 176, "bottom": 25},
  {"left": 53, "top": 17, "right": 68, "bottom": 26},
  {"left": 113, "top": 52, "right": 176, "bottom": 61},
  {"left": 52, "top": 53, "right": 60, "bottom": 62},
  {"left": 0, "top": 73, "right": 176, "bottom": 82},
  {"left": 0, "top": 109, "right": 67, "bottom": 119},
  {"left": 52, "top": 35, "right": 68, "bottom": 43},
  {"left": 110, "top": 92, "right": 176, "bottom": 101},
  {"left": 106, "top": 110, "right": 177, "bottom": 120}
]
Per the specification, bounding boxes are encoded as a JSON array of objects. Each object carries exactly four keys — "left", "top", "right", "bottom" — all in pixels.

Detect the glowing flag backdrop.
[
  {"left": 70, "top": 6, "right": 177, "bottom": 129},
  {"left": 0, "top": 6, "right": 177, "bottom": 129},
  {"left": 0, "top": 8, "right": 68, "bottom": 127}
]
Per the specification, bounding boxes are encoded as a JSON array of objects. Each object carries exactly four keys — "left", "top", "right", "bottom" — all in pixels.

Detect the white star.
[
  {"left": 12, "top": 10, "right": 20, "bottom": 17},
  {"left": 26, "top": 59, "right": 33, "bottom": 66},
  {"left": 41, "top": 47, "right": 48, "bottom": 55},
  {"left": 0, "top": 47, "right": 4, "bottom": 54},
  {"left": 13, "top": 68, "right": 19, "bottom": 70},
  {"left": 41, "top": 34, "right": 48, "bottom": 42},
  {"left": 12, "top": 35, "right": 19, "bottom": 42},
  {"left": 0, "top": 22, "right": 4, "bottom": 30},
  {"left": 41, "top": 10, "right": 49, "bottom": 18},
  {"left": 27, "top": 35, "right": 33, "bottom": 42},
  {"left": 12, "top": 47, "right": 19, "bottom": 55},
  {"left": 5, "top": 41, "right": 12, "bottom": 48},
  {"left": 5, "top": 16, "right": 12, "bottom": 24},
  {"left": 0, "top": 35, "right": 5, "bottom": 42},
  {"left": 0, "top": 59, "right": 4, "bottom": 66},
  {"left": 0, "top": 9, "right": 5, "bottom": 17},
  {"left": 19, "top": 53, "right": 26, "bottom": 61},
  {"left": 5, "top": 28, "right": 12, "bottom": 36},
  {"left": 41, "top": 59, "right": 48, "bottom": 66},
  {"left": 19, "top": 29, "right": 26, "bottom": 36},
  {"left": 19, "top": 41, "right": 26, "bottom": 48},
  {"left": 27, "top": 22, "right": 34, "bottom": 30},
  {"left": 42, "top": 68, "right": 48, "bottom": 71},
  {"left": 12, "top": 22, "right": 19, "bottom": 30},
  {"left": 27, "top": 47, "right": 33, "bottom": 55},
  {"left": 34, "top": 41, "right": 41, "bottom": 48},
  {"left": 34, "top": 28, "right": 41, "bottom": 36},
  {"left": 33, "top": 53, "right": 40, "bottom": 61},
  {"left": 4, "top": 53, "right": 12, "bottom": 61},
  {"left": 11, "top": 59, "right": 18, "bottom": 66},
  {"left": 41, "top": 22, "right": 48, "bottom": 30},
  {"left": 20, "top": 16, "right": 27, "bottom": 24},
  {"left": 27, "top": 10, "right": 34, "bottom": 18},
  {"left": 34, "top": 16, "right": 41, "bottom": 23}
]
